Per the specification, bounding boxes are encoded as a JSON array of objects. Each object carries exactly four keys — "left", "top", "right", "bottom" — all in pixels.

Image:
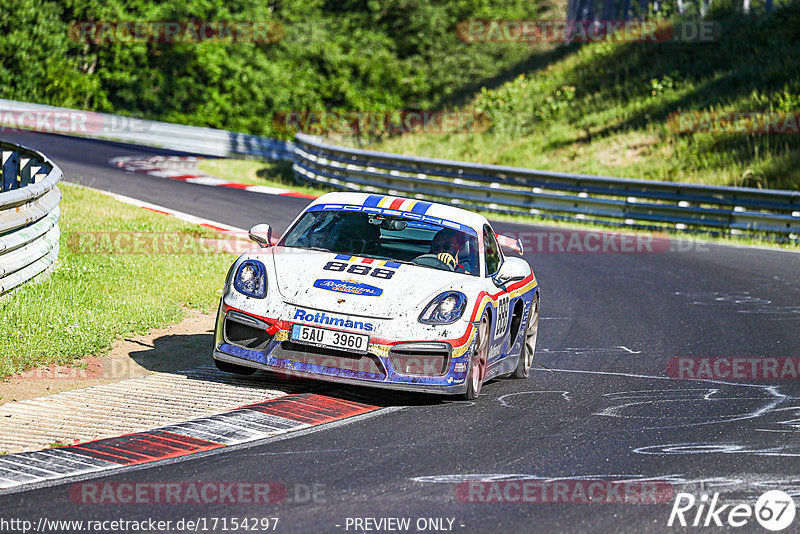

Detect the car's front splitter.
[{"left": 213, "top": 348, "right": 470, "bottom": 395}]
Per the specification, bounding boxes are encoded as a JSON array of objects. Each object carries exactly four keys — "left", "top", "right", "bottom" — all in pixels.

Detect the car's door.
[{"left": 481, "top": 224, "right": 511, "bottom": 368}]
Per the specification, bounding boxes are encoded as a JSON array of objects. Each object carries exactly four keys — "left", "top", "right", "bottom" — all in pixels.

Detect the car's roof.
[{"left": 306, "top": 192, "right": 490, "bottom": 232}]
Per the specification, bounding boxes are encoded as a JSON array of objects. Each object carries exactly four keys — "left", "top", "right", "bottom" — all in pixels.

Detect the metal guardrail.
[
  {"left": 0, "top": 141, "right": 62, "bottom": 295},
  {"left": 0, "top": 99, "right": 294, "bottom": 161},
  {"left": 293, "top": 133, "right": 800, "bottom": 237},
  {"left": 2, "top": 99, "right": 798, "bottom": 237}
]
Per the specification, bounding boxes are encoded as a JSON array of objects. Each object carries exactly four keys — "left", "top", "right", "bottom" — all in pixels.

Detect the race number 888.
[{"left": 323, "top": 261, "right": 395, "bottom": 279}]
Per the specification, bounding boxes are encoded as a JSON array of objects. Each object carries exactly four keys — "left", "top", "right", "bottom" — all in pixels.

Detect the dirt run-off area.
[{"left": 0, "top": 309, "right": 217, "bottom": 405}]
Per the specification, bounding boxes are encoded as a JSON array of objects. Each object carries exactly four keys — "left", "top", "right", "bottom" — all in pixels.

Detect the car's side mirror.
[
  {"left": 495, "top": 233, "right": 524, "bottom": 255},
  {"left": 249, "top": 224, "right": 273, "bottom": 248},
  {"left": 494, "top": 257, "right": 528, "bottom": 286}
]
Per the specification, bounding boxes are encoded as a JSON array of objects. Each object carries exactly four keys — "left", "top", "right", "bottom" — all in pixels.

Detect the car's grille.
[
  {"left": 389, "top": 343, "right": 450, "bottom": 376},
  {"left": 223, "top": 313, "right": 273, "bottom": 351},
  {"left": 275, "top": 341, "right": 386, "bottom": 377}
]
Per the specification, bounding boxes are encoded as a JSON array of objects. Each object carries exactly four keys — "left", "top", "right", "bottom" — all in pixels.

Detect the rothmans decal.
[
  {"left": 293, "top": 308, "right": 375, "bottom": 332},
  {"left": 314, "top": 279, "right": 383, "bottom": 297}
]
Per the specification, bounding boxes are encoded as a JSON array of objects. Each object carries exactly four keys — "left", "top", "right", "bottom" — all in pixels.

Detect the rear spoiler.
[{"left": 495, "top": 233, "right": 523, "bottom": 255}]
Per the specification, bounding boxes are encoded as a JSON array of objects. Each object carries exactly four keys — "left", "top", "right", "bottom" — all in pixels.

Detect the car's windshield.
[{"left": 280, "top": 209, "right": 480, "bottom": 276}]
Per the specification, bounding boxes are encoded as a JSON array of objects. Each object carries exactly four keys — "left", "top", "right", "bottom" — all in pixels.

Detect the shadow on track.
[{"left": 129, "top": 332, "right": 460, "bottom": 409}]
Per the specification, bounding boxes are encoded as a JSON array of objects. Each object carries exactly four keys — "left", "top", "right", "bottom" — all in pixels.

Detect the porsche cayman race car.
[{"left": 212, "top": 192, "right": 540, "bottom": 399}]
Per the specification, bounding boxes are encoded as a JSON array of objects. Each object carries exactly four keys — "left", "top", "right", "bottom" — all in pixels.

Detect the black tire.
[
  {"left": 214, "top": 358, "right": 257, "bottom": 375},
  {"left": 512, "top": 294, "right": 539, "bottom": 379},
  {"left": 464, "top": 311, "right": 490, "bottom": 400}
]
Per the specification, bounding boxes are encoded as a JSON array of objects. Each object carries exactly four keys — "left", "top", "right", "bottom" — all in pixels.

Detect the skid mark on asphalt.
[
  {"left": 0, "top": 393, "right": 378, "bottom": 493},
  {"left": 497, "top": 391, "right": 571, "bottom": 407},
  {"left": 539, "top": 347, "right": 644, "bottom": 356},
  {"left": 674, "top": 291, "right": 800, "bottom": 316},
  {"left": 538, "top": 367, "right": 800, "bottom": 461},
  {"left": 633, "top": 442, "right": 800, "bottom": 457},
  {"left": 545, "top": 368, "right": 789, "bottom": 424},
  {"left": 595, "top": 388, "right": 784, "bottom": 421}
]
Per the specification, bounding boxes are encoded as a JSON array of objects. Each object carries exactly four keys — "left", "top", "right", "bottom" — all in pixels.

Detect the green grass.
[
  {"left": 0, "top": 184, "right": 235, "bottom": 380},
  {"left": 367, "top": 4, "right": 800, "bottom": 191}
]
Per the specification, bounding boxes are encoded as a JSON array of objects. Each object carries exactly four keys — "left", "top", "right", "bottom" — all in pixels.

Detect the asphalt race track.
[{"left": 2, "top": 131, "right": 800, "bottom": 533}]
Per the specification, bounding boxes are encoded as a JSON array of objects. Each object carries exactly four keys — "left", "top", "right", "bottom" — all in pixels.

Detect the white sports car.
[{"left": 213, "top": 192, "right": 540, "bottom": 399}]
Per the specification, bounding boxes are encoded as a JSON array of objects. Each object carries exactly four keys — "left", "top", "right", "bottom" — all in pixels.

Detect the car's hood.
[{"left": 270, "top": 248, "right": 469, "bottom": 319}]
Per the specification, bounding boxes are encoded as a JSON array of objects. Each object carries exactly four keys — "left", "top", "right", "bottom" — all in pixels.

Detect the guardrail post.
[
  {"left": 35, "top": 162, "right": 52, "bottom": 182},
  {"left": 19, "top": 157, "right": 35, "bottom": 187},
  {"left": 2, "top": 150, "right": 20, "bottom": 192}
]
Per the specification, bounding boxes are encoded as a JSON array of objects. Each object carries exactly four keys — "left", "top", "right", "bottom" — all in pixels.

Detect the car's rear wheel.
[
  {"left": 512, "top": 294, "right": 539, "bottom": 379},
  {"left": 464, "top": 311, "right": 490, "bottom": 399},
  {"left": 214, "top": 358, "right": 257, "bottom": 375}
]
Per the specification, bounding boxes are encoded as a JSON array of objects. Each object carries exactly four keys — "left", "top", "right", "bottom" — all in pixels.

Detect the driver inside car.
[{"left": 429, "top": 228, "right": 473, "bottom": 274}]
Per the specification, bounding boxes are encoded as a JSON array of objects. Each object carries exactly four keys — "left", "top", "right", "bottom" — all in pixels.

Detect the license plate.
[{"left": 290, "top": 324, "right": 369, "bottom": 354}]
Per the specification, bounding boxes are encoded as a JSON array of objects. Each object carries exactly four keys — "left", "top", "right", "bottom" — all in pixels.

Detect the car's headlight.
[
  {"left": 233, "top": 260, "right": 267, "bottom": 298},
  {"left": 419, "top": 291, "right": 467, "bottom": 325}
]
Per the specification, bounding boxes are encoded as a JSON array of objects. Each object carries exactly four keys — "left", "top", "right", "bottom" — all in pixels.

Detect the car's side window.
[{"left": 483, "top": 225, "right": 501, "bottom": 276}]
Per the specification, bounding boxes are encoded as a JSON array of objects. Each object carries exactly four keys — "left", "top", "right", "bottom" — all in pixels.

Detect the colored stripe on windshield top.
[
  {"left": 307, "top": 202, "right": 476, "bottom": 235},
  {"left": 363, "top": 195, "right": 432, "bottom": 215},
  {"left": 335, "top": 254, "right": 401, "bottom": 269}
]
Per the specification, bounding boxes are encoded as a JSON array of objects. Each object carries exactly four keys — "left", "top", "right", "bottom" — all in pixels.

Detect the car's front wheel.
[
  {"left": 512, "top": 294, "right": 539, "bottom": 379},
  {"left": 214, "top": 358, "right": 257, "bottom": 375},
  {"left": 464, "top": 311, "right": 490, "bottom": 399}
]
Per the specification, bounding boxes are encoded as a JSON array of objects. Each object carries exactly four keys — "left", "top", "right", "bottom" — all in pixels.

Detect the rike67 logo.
[{"left": 668, "top": 490, "right": 796, "bottom": 531}]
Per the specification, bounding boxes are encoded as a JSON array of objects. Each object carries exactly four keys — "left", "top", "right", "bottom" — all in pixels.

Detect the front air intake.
[
  {"left": 389, "top": 342, "right": 451, "bottom": 376},
  {"left": 223, "top": 311, "right": 273, "bottom": 351}
]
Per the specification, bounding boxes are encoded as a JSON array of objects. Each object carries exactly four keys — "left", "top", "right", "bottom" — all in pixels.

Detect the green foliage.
[
  {"left": 775, "top": 89, "right": 800, "bottom": 112},
  {"left": 0, "top": 0, "right": 535, "bottom": 137},
  {"left": 375, "top": 2, "right": 800, "bottom": 190},
  {"left": 536, "top": 85, "right": 576, "bottom": 121},
  {"left": 648, "top": 73, "right": 677, "bottom": 97}
]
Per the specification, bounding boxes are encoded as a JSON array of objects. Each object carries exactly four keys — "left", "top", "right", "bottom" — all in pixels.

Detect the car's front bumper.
[
  {"left": 213, "top": 349, "right": 470, "bottom": 395},
  {"left": 213, "top": 304, "right": 477, "bottom": 395}
]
